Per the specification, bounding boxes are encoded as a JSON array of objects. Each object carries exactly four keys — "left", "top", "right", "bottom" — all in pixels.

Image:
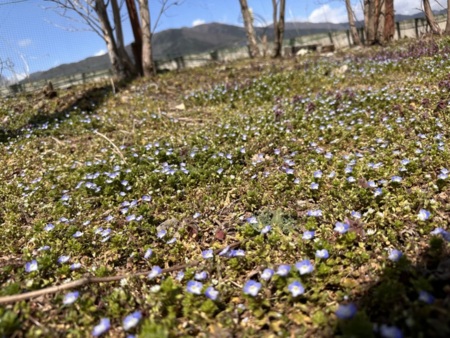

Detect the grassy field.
[{"left": 1, "top": 37, "right": 450, "bottom": 337}]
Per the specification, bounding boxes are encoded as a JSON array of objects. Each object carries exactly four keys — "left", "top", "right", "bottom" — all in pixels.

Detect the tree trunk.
[
  {"left": 137, "top": 0, "right": 154, "bottom": 77},
  {"left": 423, "top": 0, "right": 441, "bottom": 35},
  {"left": 239, "top": 0, "right": 260, "bottom": 58},
  {"left": 384, "top": 0, "right": 395, "bottom": 42},
  {"left": 94, "top": 0, "right": 128, "bottom": 80},
  {"left": 365, "top": 0, "right": 377, "bottom": 45},
  {"left": 446, "top": 0, "right": 450, "bottom": 34},
  {"left": 111, "top": 0, "right": 136, "bottom": 74},
  {"left": 272, "top": 0, "right": 286, "bottom": 58},
  {"left": 272, "top": 0, "right": 278, "bottom": 56},
  {"left": 376, "top": 0, "right": 386, "bottom": 44},
  {"left": 345, "top": 0, "right": 361, "bottom": 46}
]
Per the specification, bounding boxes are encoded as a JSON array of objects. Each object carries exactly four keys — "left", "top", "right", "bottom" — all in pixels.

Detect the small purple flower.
[
  {"left": 126, "top": 214, "right": 136, "bottom": 222},
  {"left": 205, "top": 286, "right": 219, "bottom": 300},
  {"left": 417, "top": 209, "right": 431, "bottom": 221},
  {"left": 261, "top": 268, "right": 274, "bottom": 281},
  {"left": 218, "top": 245, "right": 230, "bottom": 256},
  {"left": 230, "top": 249, "right": 245, "bottom": 257},
  {"left": 315, "top": 249, "right": 329, "bottom": 259},
  {"left": 92, "top": 318, "right": 110, "bottom": 337},
  {"left": 144, "top": 248, "right": 153, "bottom": 259},
  {"left": 25, "top": 260, "right": 38, "bottom": 273},
  {"left": 44, "top": 223, "right": 54, "bottom": 231},
  {"left": 37, "top": 245, "right": 50, "bottom": 252},
  {"left": 388, "top": 249, "right": 402, "bottom": 262},
  {"left": 142, "top": 195, "right": 152, "bottom": 202},
  {"left": 307, "top": 209, "right": 322, "bottom": 217},
  {"left": 202, "top": 249, "right": 214, "bottom": 259},
  {"left": 374, "top": 188, "right": 383, "bottom": 196},
  {"left": 147, "top": 266, "right": 162, "bottom": 279},
  {"left": 243, "top": 280, "right": 261, "bottom": 297},
  {"left": 334, "top": 222, "right": 349, "bottom": 234},
  {"left": 61, "top": 194, "right": 70, "bottom": 202},
  {"left": 186, "top": 280, "right": 203, "bottom": 295},
  {"left": 176, "top": 271, "right": 185, "bottom": 281},
  {"left": 72, "top": 231, "right": 83, "bottom": 238},
  {"left": 295, "top": 260, "right": 314, "bottom": 275},
  {"left": 335, "top": 303, "right": 357, "bottom": 319},
  {"left": 310, "top": 182, "right": 319, "bottom": 190},
  {"left": 58, "top": 255, "right": 70, "bottom": 264},
  {"left": 157, "top": 229, "right": 167, "bottom": 239},
  {"left": 193, "top": 212, "right": 201, "bottom": 219},
  {"left": 418, "top": 290, "right": 434, "bottom": 304},
  {"left": 379, "top": 324, "right": 403, "bottom": 338},
  {"left": 391, "top": 176, "right": 402, "bottom": 183},
  {"left": 313, "top": 170, "right": 323, "bottom": 178},
  {"left": 70, "top": 263, "right": 81, "bottom": 270},
  {"left": 261, "top": 225, "right": 271, "bottom": 234},
  {"left": 302, "top": 230, "right": 315, "bottom": 240},
  {"left": 123, "top": 311, "right": 142, "bottom": 331},
  {"left": 166, "top": 237, "right": 177, "bottom": 244},
  {"left": 351, "top": 211, "right": 361, "bottom": 219},
  {"left": 246, "top": 216, "right": 258, "bottom": 224},
  {"left": 288, "top": 281, "right": 305, "bottom": 297},
  {"left": 276, "top": 264, "right": 291, "bottom": 276},
  {"left": 63, "top": 291, "right": 79, "bottom": 305},
  {"left": 194, "top": 271, "right": 208, "bottom": 280}
]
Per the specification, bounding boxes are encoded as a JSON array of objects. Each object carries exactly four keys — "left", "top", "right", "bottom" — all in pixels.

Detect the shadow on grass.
[
  {"left": 336, "top": 235, "right": 450, "bottom": 338},
  {"left": 0, "top": 79, "right": 127, "bottom": 143}
]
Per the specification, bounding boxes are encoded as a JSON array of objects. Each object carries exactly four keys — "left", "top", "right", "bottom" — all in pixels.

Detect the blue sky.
[{"left": 0, "top": 0, "right": 434, "bottom": 82}]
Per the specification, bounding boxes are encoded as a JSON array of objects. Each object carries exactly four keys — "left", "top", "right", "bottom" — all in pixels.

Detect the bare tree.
[
  {"left": 423, "top": 0, "right": 441, "bottom": 34},
  {"left": 239, "top": 0, "right": 260, "bottom": 58},
  {"left": 446, "top": 0, "right": 450, "bottom": 34},
  {"left": 46, "top": 0, "right": 135, "bottom": 80},
  {"left": 272, "top": 0, "right": 286, "bottom": 58},
  {"left": 137, "top": 0, "right": 154, "bottom": 76},
  {"left": 363, "top": 0, "right": 395, "bottom": 45},
  {"left": 344, "top": 0, "right": 361, "bottom": 45}
]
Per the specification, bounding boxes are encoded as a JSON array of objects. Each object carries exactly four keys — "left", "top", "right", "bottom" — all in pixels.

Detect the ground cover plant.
[{"left": 1, "top": 37, "right": 450, "bottom": 337}]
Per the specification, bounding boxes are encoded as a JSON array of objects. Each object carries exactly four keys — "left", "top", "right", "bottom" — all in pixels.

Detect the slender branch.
[
  {"left": 93, "top": 130, "right": 127, "bottom": 164},
  {"left": 0, "top": 241, "right": 241, "bottom": 305}
]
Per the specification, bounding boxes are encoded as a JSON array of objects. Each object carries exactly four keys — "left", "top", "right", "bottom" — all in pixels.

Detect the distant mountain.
[{"left": 22, "top": 10, "right": 442, "bottom": 83}]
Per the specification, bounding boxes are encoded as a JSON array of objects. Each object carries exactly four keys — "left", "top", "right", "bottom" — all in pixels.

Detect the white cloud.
[
  {"left": 192, "top": 19, "right": 205, "bottom": 27},
  {"left": 308, "top": 4, "right": 348, "bottom": 24},
  {"left": 94, "top": 49, "right": 106, "bottom": 56},
  {"left": 394, "top": 0, "right": 441, "bottom": 15},
  {"left": 18, "top": 39, "right": 32, "bottom": 47}
]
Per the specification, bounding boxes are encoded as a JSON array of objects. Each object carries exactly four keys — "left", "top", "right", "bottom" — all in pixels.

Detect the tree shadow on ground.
[
  {"left": 0, "top": 80, "right": 122, "bottom": 143},
  {"left": 335, "top": 234, "right": 450, "bottom": 338}
]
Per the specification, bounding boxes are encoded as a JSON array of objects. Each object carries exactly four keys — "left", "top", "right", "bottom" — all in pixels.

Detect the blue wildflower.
[
  {"left": 92, "top": 318, "right": 110, "bottom": 337},
  {"left": 63, "top": 291, "right": 79, "bottom": 305},
  {"left": 335, "top": 303, "right": 357, "bottom": 319},
  {"left": 307, "top": 209, "right": 322, "bottom": 217},
  {"left": 202, "top": 249, "right": 214, "bottom": 259},
  {"left": 388, "top": 249, "right": 402, "bottom": 262},
  {"left": 302, "top": 230, "right": 315, "bottom": 240},
  {"left": 246, "top": 216, "right": 258, "bottom": 224},
  {"left": 194, "top": 271, "right": 208, "bottom": 280},
  {"left": 288, "top": 281, "right": 305, "bottom": 297},
  {"left": 243, "top": 280, "right": 261, "bottom": 297},
  {"left": 156, "top": 229, "right": 167, "bottom": 239},
  {"left": 44, "top": 223, "right": 54, "bottom": 231},
  {"left": 315, "top": 249, "right": 329, "bottom": 259},
  {"left": 261, "top": 268, "right": 274, "bottom": 281},
  {"left": 334, "top": 222, "right": 349, "bottom": 234},
  {"left": 417, "top": 209, "right": 431, "bottom": 221},
  {"left": 175, "top": 271, "right": 184, "bottom": 281},
  {"left": 147, "top": 266, "right": 162, "bottom": 279},
  {"left": 58, "top": 255, "right": 70, "bottom": 264},
  {"left": 418, "top": 290, "right": 434, "bottom": 304},
  {"left": 379, "top": 324, "right": 403, "bottom": 338},
  {"left": 70, "top": 263, "right": 81, "bottom": 270},
  {"left": 186, "top": 280, "right": 203, "bottom": 295},
  {"left": 310, "top": 182, "right": 319, "bottom": 190},
  {"left": 25, "top": 260, "right": 38, "bottom": 273},
  {"left": 295, "top": 260, "right": 314, "bottom": 275},
  {"left": 123, "top": 311, "right": 142, "bottom": 331},
  {"left": 261, "top": 225, "right": 271, "bottom": 234},
  {"left": 276, "top": 264, "right": 291, "bottom": 276},
  {"left": 144, "top": 249, "right": 153, "bottom": 259},
  {"left": 205, "top": 286, "right": 219, "bottom": 300},
  {"left": 391, "top": 176, "right": 402, "bottom": 183}
]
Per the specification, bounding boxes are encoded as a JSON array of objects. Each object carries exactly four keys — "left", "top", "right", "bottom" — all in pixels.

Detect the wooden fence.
[{"left": 1, "top": 14, "right": 447, "bottom": 96}]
